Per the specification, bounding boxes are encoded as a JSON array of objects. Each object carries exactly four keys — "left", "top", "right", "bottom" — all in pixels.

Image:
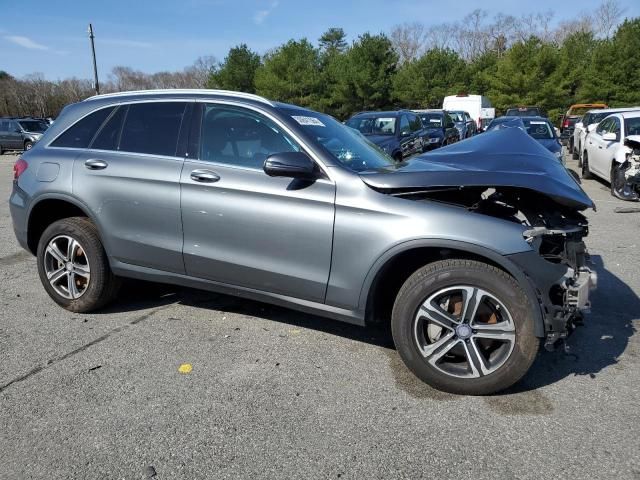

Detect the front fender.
[{"left": 358, "top": 238, "right": 546, "bottom": 337}]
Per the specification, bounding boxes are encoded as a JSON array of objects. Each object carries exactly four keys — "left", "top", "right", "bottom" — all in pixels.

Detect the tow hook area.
[
  {"left": 565, "top": 268, "right": 598, "bottom": 312},
  {"left": 544, "top": 267, "right": 596, "bottom": 352}
]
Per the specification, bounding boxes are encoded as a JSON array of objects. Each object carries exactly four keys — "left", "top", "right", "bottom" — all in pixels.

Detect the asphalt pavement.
[{"left": 1, "top": 150, "right": 639, "bottom": 479}]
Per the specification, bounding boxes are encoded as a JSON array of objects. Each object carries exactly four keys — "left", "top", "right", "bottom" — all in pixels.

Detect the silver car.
[{"left": 10, "top": 89, "right": 596, "bottom": 395}]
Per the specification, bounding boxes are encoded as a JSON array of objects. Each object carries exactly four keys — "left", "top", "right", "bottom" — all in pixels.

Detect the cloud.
[
  {"left": 101, "top": 38, "right": 153, "bottom": 48},
  {"left": 253, "top": 0, "right": 279, "bottom": 25},
  {"left": 4, "top": 35, "right": 49, "bottom": 50}
]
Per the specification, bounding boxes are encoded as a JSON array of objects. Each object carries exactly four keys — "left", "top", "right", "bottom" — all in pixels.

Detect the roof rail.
[{"left": 84, "top": 89, "right": 274, "bottom": 106}]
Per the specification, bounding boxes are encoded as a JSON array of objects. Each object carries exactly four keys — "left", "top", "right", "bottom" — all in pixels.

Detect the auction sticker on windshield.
[{"left": 292, "top": 116, "right": 325, "bottom": 127}]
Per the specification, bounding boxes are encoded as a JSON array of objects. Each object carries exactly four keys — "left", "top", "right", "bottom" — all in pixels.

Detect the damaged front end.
[
  {"left": 394, "top": 186, "right": 597, "bottom": 349},
  {"left": 617, "top": 136, "right": 640, "bottom": 200},
  {"left": 359, "top": 129, "right": 598, "bottom": 349}
]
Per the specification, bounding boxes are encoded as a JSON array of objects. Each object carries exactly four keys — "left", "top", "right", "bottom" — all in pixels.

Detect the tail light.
[
  {"left": 13, "top": 158, "right": 28, "bottom": 181},
  {"left": 562, "top": 118, "right": 570, "bottom": 128}
]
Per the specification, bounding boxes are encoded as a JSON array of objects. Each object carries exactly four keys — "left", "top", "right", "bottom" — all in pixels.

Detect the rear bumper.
[{"left": 9, "top": 182, "right": 30, "bottom": 252}]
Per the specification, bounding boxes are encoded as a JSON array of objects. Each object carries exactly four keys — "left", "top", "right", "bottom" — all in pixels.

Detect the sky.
[{"left": 1, "top": 0, "right": 639, "bottom": 81}]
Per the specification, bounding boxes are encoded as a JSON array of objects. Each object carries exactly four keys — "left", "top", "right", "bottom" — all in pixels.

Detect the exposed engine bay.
[
  {"left": 393, "top": 185, "right": 597, "bottom": 349},
  {"left": 621, "top": 136, "right": 640, "bottom": 199}
]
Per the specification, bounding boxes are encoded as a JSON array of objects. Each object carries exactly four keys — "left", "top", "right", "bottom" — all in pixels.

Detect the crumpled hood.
[{"left": 360, "top": 128, "right": 595, "bottom": 210}]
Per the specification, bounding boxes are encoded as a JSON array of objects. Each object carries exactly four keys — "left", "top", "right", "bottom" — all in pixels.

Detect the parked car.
[
  {"left": 442, "top": 94, "right": 494, "bottom": 130},
  {"left": 345, "top": 110, "right": 426, "bottom": 160},
  {"left": 412, "top": 109, "right": 459, "bottom": 149},
  {"left": 0, "top": 117, "right": 48, "bottom": 153},
  {"left": 10, "top": 89, "right": 596, "bottom": 395},
  {"left": 582, "top": 111, "right": 640, "bottom": 201},
  {"left": 485, "top": 116, "right": 563, "bottom": 162},
  {"left": 504, "top": 106, "right": 544, "bottom": 117},
  {"left": 572, "top": 107, "right": 640, "bottom": 162},
  {"left": 560, "top": 103, "right": 608, "bottom": 146},
  {"left": 447, "top": 110, "right": 477, "bottom": 140}
]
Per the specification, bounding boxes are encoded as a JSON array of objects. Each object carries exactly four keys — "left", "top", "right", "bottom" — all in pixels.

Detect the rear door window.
[
  {"left": 399, "top": 115, "right": 410, "bottom": 135},
  {"left": 90, "top": 106, "right": 126, "bottom": 151},
  {"left": 119, "top": 102, "right": 187, "bottom": 157},
  {"left": 51, "top": 107, "right": 115, "bottom": 148}
]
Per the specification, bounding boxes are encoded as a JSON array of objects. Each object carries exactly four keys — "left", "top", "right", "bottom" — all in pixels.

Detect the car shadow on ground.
[{"left": 101, "top": 253, "right": 636, "bottom": 397}]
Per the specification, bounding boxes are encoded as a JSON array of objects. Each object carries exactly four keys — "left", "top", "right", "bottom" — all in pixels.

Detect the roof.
[
  {"left": 413, "top": 109, "right": 444, "bottom": 114},
  {"left": 84, "top": 89, "right": 274, "bottom": 106},
  {"left": 352, "top": 110, "right": 409, "bottom": 117},
  {"left": 619, "top": 111, "right": 640, "bottom": 119},
  {"left": 585, "top": 107, "right": 640, "bottom": 114}
]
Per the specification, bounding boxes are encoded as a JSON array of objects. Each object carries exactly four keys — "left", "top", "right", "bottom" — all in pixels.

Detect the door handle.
[
  {"left": 84, "top": 159, "right": 108, "bottom": 170},
  {"left": 190, "top": 169, "right": 220, "bottom": 183}
]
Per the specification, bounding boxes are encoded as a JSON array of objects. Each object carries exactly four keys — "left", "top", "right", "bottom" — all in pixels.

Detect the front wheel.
[
  {"left": 37, "top": 217, "right": 120, "bottom": 312},
  {"left": 611, "top": 162, "right": 639, "bottom": 201},
  {"left": 391, "top": 259, "right": 539, "bottom": 395},
  {"left": 24, "top": 141, "right": 33, "bottom": 151}
]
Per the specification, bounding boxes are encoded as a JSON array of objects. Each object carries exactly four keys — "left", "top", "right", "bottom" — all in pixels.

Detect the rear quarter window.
[{"left": 50, "top": 107, "right": 115, "bottom": 148}]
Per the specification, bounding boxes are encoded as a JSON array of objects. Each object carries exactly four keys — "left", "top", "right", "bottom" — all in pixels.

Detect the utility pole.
[{"left": 88, "top": 23, "right": 100, "bottom": 95}]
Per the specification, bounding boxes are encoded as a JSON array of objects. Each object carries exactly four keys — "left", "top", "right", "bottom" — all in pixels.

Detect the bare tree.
[
  {"left": 594, "top": 0, "right": 626, "bottom": 37},
  {"left": 390, "top": 22, "right": 427, "bottom": 64}
]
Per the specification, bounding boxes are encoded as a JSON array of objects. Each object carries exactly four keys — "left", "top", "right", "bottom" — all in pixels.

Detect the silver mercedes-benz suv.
[{"left": 10, "top": 89, "right": 596, "bottom": 395}]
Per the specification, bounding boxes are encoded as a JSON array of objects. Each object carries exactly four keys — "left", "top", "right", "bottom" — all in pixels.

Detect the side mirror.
[
  {"left": 400, "top": 130, "right": 410, "bottom": 137},
  {"left": 14, "top": 127, "right": 22, "bottom": 133},
  {"left": 587, "top": 124, "right": 597, "bottom": 133},
  {"left": 263, "top": 151, "right": 316, "bottom": 179},
  {"left": 575, "top": 122, "right": 583, "bottom": 129},
  {"left": 602, "top": 132, "right": 617, "bottom": 142}
]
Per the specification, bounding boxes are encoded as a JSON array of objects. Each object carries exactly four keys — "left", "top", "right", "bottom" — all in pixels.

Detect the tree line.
[{"left": 1, "top": 1, "right": 638, "bottom": 123}]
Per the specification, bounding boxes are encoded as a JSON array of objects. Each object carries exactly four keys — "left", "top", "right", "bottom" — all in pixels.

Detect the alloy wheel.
[
  {"left": 43, "top": 235, "right": 91, "bottom": 299},
  {"left": 413, "top": 286, "right": 516, "bottom": 379}
]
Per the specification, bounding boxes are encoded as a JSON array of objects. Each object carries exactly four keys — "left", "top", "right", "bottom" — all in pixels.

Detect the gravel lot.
[{"left": 1, "top": 150, "right": 639, "bottom": 479}]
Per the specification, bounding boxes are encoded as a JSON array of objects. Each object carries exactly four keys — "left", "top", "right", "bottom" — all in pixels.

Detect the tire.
[
  {"left": 581, "top": 151, "right": 592, "bottom": 179},
  {"left": 568, "top": 138, "right": 574, "bottom": 156},
  {"left": 391, "top": 259, "right": 539, "bottom": 395},
  {"left": 572, "top": 142, "right": 579, "bottom": 160},
  {"left": 24, "top": 140, "right": 33, "bottom": 151},
  {"left": 37, "top": 217, "right": 120, "bottom": 312},
  {"left": 610, "top": 162, "right": 639, "bottom": 201}
]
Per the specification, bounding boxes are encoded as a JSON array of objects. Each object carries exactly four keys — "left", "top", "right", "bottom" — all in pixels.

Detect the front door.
[{"left": 180, "top": 103, "right": 335, "bottom": 303}]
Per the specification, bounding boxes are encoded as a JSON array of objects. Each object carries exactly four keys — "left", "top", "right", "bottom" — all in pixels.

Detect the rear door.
[
  {"left": 408, "top": 113, "right": 423, "bottom": 154},
  {"left": 71, "top": 101, "right": 190, "bottom": 274},
  {"left": 180, "top": 102, "right": 335, "bottom": 302},
  {"left": 398, "top": 115, "right": 413, "bottom": 157},
  {"left": 6, "top": 120, "right": 23, "bottom": 149},
  {"left": 0, "top": 121, "right": 7, "bottom": 149}
]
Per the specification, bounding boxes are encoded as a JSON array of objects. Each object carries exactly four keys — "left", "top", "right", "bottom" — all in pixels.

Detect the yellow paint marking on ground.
[
  {"left": 289, "top": 329, "right": 302, "bottom": 335},
  {"left": 178, "top": 363, "right": 193, "bottom": 374}
]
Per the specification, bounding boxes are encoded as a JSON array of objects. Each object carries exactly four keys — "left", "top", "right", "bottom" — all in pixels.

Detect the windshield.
[
  {"left": 345, "top": 116, "right": 397, "bottom": 136},
  {"left": 588, "top": 112, "right": 610, "bottom": 125},
  {"left": 419, "top": 114, "right": 443, "bottom": 128},
  {"left": 282, "top": 109, "right": 396, "bottom": 173},
  {"left": 625, "top": 117, "right": 640, "bottom": 136},
  {"left": 505, "top": 108, "right": 540, "bottom": 116},
  {"left": 18, "top": 120, "right": 47, "bottom": 133},
  {"left": 487, "top": 118, "right": 522, "bottom": 131},
  {"left": 523, "top": 119, "right": 554, "bottom": 139},
  {"left": 448, "top": 112, "right": 464, "bottom": 122}
]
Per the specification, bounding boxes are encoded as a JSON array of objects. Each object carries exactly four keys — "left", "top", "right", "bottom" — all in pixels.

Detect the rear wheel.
[
  {"left": 611, "top": 162, "right": 639, "bottom": 201},
  {"left": 37, "top": 217, "right": 120, "bottom": 312},
  {"left": 572, "top": 141, "right": 579, "bottom": 159},
  {"left": 391, "top": 259, "right": 539, "bottom": 395},
  {"left": 581, "top": 151, "right": 592, "bottom": 179}
]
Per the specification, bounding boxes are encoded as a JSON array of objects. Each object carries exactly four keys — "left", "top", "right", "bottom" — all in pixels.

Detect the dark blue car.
[
  {"left": 413, "top": 109, "right": 460, "bottom": 150},
  {"left": 486, "top": 116, "right": 563, "bottom": 162},
  {"left": 345, "top": 110, "right": 426, "bottom": 161}
]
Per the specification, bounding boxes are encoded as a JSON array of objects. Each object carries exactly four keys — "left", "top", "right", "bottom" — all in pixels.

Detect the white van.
[{"left": 442, "top": 94, "right": 495, "bottom": 130}]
